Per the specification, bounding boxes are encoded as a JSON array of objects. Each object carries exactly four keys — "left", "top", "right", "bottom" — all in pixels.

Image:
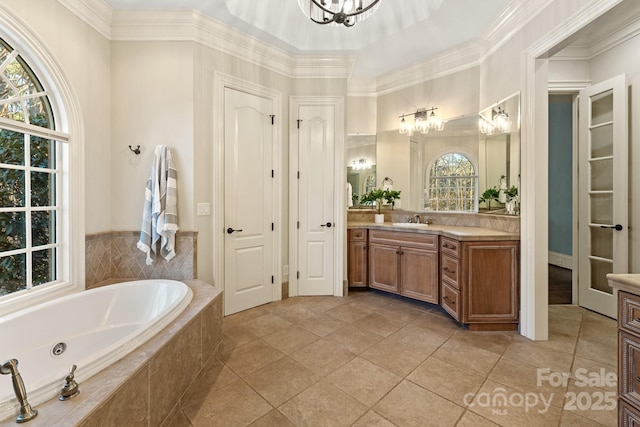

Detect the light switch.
[{"left": 197, "top": 202, "right": 211, "bottom": 216}]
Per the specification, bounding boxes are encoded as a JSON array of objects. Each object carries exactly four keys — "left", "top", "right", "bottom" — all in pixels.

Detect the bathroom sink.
[{"left": 392, "top": 223, "right": 429, "bottom": 227}]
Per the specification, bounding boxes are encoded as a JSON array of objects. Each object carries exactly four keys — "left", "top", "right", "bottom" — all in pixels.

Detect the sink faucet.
[
  {"left": 413, "top": 214, "right": 421, "bottom": 224},
  {"left": 1, "top": 359, "right": 38, "bottom": 423}
]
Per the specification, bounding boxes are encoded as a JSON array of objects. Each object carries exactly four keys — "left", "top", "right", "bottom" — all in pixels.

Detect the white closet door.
[{"left": 578, "top": 74, "right": 628, "bottom": 318}]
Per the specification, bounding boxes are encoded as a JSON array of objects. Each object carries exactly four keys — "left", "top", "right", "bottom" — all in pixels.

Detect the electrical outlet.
[{"left": 283, "top": 265, "right": 289, "bottom": 276}]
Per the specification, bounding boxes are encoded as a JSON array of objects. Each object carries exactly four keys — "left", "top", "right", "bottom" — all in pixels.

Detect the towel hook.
[{"left": 129, "top": 145, "right": 141, "bottom": 155}]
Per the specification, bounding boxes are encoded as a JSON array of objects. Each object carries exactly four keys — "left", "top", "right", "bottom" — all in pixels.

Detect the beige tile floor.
[{"left": 169, "top": 290, "right": 618, "bottom": 427}]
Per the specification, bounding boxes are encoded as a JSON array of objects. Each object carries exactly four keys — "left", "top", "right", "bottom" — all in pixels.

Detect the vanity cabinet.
[
  {"left": 616, "top": 290, "right": 640, "bottom": 423},
  {"left": 368, "top": 230, "right": 438, "bottom": 304},
  {"left": 440, "top": 236, "right": 519, "bottom": 331},
  {"left": 348, "top": 229, "right": 368, "bottom": 288}
]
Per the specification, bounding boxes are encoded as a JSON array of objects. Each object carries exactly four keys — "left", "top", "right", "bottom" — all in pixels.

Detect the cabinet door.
[
  {"left": 462, "top": 241, "right": 519, "bottom": 324},
  {"left": 369, "top": 243, "right": 400, "bottom": 294},
  {"left": 621, "top": 331, "right": 640, "bottom": 408},
  {"left": 348, "top": 239, "right": 368, "bottom": 287},
  {"left": 401, "top": 247, "right": 438, "bottom": 304}
]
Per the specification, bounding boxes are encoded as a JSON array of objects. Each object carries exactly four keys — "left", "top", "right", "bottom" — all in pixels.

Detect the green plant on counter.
[
  {"left": 505, "top": 185, "right": 518, "bottom": 202},
  {"left": 384, "top": 190, "right": 401, "bottom": 209},
  {"left": 361, "top": 188, "right": 402, "bottom": 214},
  {"left": 479, "top": 187, "right": 500, "bottom": 210}
]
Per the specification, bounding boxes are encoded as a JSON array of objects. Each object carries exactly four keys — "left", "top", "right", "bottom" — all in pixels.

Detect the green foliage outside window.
[{"left": 0, "top": 36, "right": 57, "bottom": 297}]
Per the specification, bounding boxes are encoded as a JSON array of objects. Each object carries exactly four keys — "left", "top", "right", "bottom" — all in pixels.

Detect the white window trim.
[{"left": 0, "top": 6, "right": 85, "bottom": 316}]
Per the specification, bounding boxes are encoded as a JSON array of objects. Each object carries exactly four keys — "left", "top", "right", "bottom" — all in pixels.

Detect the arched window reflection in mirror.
[{"left": 426, "top": 152, "right": 478, "bottom": 212}]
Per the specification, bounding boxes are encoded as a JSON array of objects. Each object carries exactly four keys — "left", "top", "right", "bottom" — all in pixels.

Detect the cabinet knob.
[
  {"left": 443, "top": 267, "right": 455, "bottom": 274},
  {"left": 443, "top": 243, "right": 449, "bottom": 248},
  {"left": 443, "top": 296, "right": 455, "bottom": 305}
]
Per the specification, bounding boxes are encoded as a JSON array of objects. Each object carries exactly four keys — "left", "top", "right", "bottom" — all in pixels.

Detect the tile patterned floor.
[{"left": 169, "top": 290, "right": 617, "bottom": 427}]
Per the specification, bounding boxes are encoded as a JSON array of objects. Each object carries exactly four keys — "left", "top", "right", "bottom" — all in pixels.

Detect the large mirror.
[
  {"left": 346, "top": 134, "right": 376, "bottom": 207},
  {"left": 364, "top": 93, "right": 520, "bottom": 213}
]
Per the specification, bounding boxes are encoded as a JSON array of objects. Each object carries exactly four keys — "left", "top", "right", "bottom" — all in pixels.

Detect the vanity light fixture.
[
  {"left": 398, "top": 107, "right": 444, "bottom": 135},
  {"left": 297, "top": 0, "right": 381, "bottom": 27},
  {"left": 351, "top": 158, "right": 371, "bottom": 170},
  {"left": 479, "top": 106, "right": 512, "bottom": 135}
]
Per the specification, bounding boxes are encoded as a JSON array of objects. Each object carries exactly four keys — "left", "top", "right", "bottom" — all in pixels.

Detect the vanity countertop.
[
  {"left": 607, "top": 274, "right": 640, "bottom": 295},
  {"left": 348, "top": 221, "right": 520, "bottom": 241}
]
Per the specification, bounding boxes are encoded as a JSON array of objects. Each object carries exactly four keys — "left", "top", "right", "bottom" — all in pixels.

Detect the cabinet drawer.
[
  {"left": 619, "top": 398, "right": 640, "bottom": 426},
  {"left": 440, "top": 237, "right": 460, "bottom": 257},
  {"left": 349, "top": 228, "right": 367, "bottom": 242},
  {"left": 620, "top": 291, "right": 640, "bottom": 336},
  {"left": 369, "top": 230, "right": 437, "bottom": 250},
  {"left": 441, "top": 281, "right": 460, "bottom": 321},
  {"left": 441, "top": 254, "right": 459, "bottom": 287},
  {"left": 620, "top": 331, "right": 640, "bottom": 408}
]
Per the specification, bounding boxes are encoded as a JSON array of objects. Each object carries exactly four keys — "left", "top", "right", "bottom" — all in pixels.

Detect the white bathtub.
[{"left": 0, "top": 279, "right": 193, "bottom": 422}]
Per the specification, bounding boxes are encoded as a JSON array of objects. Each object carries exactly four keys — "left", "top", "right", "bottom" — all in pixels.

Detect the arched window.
[
  {"left": 426, "top": 152, "right": 478, "bottom": 212},
  {"left": 0, "top": 37, "right": 64, "bottom": 297}
]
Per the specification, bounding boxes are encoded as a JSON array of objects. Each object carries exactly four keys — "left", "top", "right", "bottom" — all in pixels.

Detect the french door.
[{"left": 577, "top": 74, "right": 628, "bottom": 318}]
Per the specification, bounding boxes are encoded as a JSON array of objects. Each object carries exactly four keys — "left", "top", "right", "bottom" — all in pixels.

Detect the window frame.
[
  {"left": 425, "top": 149, "right": 479, "bottom": 213},
  {"left": 0, "top": 15, "right": 84, "bottom": 316}
]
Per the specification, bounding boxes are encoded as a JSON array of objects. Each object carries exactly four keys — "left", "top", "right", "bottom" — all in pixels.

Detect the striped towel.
[{"left": 137, "top": 145, "right": 179, "bottom": 265}]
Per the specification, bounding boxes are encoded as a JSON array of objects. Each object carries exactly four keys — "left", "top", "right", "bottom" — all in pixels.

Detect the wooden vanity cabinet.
[
  {"left": 440, "top": 236, "right": 519, "bottom": 331},
  {"left": 368, "top": 230, "right": 438, "bottom": 304},
  {"left": 347, "top": 229, "right": 368, "bottom": 288},
  {"left": 618, "top": 291, "right": 640, "bottom": 422}
]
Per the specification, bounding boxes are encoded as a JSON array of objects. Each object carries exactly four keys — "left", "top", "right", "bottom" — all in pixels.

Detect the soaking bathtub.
[{"left": 0, "top": 279, "right": 193, "bottom": 422}]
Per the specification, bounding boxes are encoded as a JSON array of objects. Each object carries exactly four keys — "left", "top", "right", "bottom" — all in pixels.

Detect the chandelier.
[
  {"left": 297, "top": 0, "right": 381, "bottom": 27},
  {"left": 399, "top": 107, "right": 445, "bottom": 135}
]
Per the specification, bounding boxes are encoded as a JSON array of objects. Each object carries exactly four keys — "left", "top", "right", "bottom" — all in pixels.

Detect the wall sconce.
[
  {"left": 479, "top": 106, "right": 512, "bottom": 135},
  {"left": 399, "top": 107, "right": 444, "bottom": 135},
  {"left": 351, "top": 158, "right": 371, "bottom": 170}
]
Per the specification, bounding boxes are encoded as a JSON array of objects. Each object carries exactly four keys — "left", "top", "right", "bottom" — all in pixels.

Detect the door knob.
[
  {"left": 227, "top": 227, "right": 243, "bottom": 234},
  {"left": 320, "top": 222, "right": 333, "bottom": 228},
  {"left": 600, "top": 224, "right": 623, "bottom": 231}
]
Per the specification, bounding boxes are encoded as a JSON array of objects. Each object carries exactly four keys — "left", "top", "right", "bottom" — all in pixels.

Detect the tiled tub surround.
[
  {"left": 85, "top": 231, "right": 198, "bottom": 288},
  {"left": 0, "top": 280, "right": 222, "bottom": 426},
  {"left": 348, "top": 209, "right": 520, "bottom": 234}
]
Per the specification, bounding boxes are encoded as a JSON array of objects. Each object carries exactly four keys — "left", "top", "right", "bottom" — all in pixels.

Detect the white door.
[
  {"left": 577, "top": 74, "right": 628, "bottom": 318},
  {"left": 296, "top": 104, "right": 336, "bottom": 296},
  {"left": 224, "top": 88, "right": 275, "bottom": 315}
]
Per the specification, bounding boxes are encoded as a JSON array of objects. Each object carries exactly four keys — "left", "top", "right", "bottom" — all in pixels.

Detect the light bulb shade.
[
  {"left": 298, "top": 0, "right": 380, "bottom": 26},
  {"left": 399, "top": 116, "right": 409, "bottom": 134}
]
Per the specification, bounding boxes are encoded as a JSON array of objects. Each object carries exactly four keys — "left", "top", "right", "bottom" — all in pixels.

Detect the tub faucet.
[
  {"left": 59, "top": 365, "right": 80, "bottom": 401},
  {"left": 0, "top": 359, "right": 38, "bottom": 423}
]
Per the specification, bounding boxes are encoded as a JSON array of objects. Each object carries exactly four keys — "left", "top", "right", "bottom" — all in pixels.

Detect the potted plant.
[
  {"left": 479, "top": 187, "right": 500, "bottom": 211},
  {"left": 361, "top": 188, "right": 401, "bottom": 223},
  {"left": 384, "top": 189, "right": 401, "bottom": 210}
]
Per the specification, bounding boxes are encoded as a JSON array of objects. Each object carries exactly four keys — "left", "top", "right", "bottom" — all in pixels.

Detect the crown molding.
[
  {"left": 588, "top": 10, "right": 640, "bottom": 58},
  {"left": 370, "top": 0, "right": 553, "bottom": 97},
  {"left": 57, "top": 0, "right": 112, "bottom": 39},
  {"left": 375, "top": 41, "right": 481, "bottom": 96}
]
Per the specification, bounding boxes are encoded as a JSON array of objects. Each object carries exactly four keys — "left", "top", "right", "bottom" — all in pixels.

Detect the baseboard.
[{"left": 549, "top": 251, "right": 573, "bottom": 270}]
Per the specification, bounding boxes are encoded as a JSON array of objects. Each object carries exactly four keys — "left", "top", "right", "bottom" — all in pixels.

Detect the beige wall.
[{"left": 376, "top": 66, "right": 480, "bottom": 132}]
